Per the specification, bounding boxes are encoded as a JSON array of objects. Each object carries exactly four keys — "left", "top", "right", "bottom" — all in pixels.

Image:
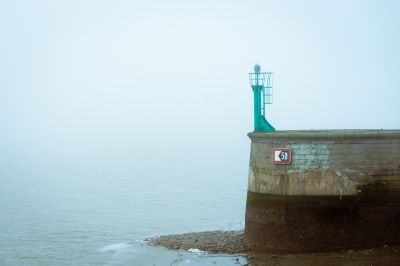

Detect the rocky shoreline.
[
  {"left": 147, "top": 230, "right": 400, "bottom": 265},
  {"left": 147, "top": 230, "right": 248, "bottom": 254}
]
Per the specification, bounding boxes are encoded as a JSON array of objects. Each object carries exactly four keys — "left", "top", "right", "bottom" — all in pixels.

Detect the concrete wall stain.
[{"left": 245, "top": 130, "right": 400, "bottom": 252}]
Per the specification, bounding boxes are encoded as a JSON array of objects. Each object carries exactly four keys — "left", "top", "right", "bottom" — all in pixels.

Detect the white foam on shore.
[
  {"left": 140, "top": 234, "right": 160, "bottom": 243},
  {"left": 187, "top": 248, "right": 204, "bottom": 254}
]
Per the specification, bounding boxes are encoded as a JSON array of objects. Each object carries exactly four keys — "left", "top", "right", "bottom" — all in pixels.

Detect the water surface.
[{"left": 0, "top": 145, "right": 248, "bottom": 265}]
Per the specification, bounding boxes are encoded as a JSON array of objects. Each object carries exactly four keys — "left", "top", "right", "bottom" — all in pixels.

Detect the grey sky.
[{"left": 1, "top": 0, "right": 399, "bottom": 156}]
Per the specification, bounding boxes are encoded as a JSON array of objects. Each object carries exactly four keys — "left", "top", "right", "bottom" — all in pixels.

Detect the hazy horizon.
[{"left": 1, "top": 0, "right": 400, "bottom": 156}]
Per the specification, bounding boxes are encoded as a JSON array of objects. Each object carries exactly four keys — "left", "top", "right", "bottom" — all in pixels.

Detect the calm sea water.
[{"left": 0, "top": 144, "right": 248, "bottom": 266}]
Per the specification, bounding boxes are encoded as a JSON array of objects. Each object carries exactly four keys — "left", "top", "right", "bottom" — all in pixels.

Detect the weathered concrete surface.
[{"left": 245, "top": 130, "right": 400, "bottom": 252}]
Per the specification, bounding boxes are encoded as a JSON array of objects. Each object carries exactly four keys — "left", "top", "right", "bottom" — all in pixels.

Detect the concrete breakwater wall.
[{"left": 245, "top": 130, "right": 400, "bottom": 252}]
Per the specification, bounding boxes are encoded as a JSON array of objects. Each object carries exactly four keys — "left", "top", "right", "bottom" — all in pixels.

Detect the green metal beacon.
[{"left": 249, "top": 64, "right": 275, "bottom": 132}]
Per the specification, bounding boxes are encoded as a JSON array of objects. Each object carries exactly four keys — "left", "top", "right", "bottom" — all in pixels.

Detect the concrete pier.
[{"left": 245, "top": 130, "right": 400, "bottom": 251}]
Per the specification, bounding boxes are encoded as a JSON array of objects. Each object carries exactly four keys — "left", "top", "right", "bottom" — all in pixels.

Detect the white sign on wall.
[{"left": 272, "top": 148, "right": 292, "bottom": 165}]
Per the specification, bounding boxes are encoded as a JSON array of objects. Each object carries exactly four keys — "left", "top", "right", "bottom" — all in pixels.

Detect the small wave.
[
  {"left": 136, "top": 234, "right": 161, "bottom": 245},
  {"left": 98, "top": 242, "right": 130, "bottom": 252}
]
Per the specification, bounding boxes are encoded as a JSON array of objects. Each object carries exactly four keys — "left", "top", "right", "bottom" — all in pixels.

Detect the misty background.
[{"left": 1, "top": 0, "right": 400, "bottom": 160}]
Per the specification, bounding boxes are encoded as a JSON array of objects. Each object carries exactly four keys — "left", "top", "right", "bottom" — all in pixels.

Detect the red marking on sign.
[{"left": 272, "top": 148, "right": 292, "bottom": 165}]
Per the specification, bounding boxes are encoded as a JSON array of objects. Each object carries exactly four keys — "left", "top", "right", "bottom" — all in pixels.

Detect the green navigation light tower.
[{"left": 249, "top": 64, "right": 275, "bottom": 132}]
